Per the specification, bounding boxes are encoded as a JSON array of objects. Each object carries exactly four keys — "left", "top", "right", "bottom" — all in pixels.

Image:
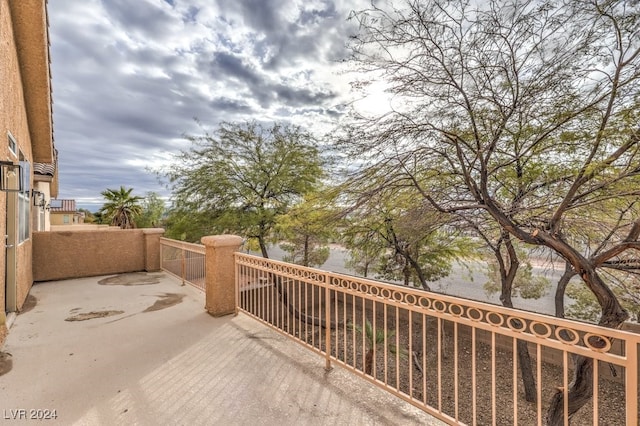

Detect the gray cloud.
[{"left": 48, "top": 0, "right": 360, "bottom": 210}]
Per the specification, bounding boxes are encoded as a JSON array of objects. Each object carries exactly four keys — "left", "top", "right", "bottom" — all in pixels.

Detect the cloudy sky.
[{"left": 48, "top": 0, "right": 375, "bottom": 211}]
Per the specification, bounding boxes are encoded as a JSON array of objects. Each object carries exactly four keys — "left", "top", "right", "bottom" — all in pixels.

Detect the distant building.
[{"left": 49, "top": 199, "right": 84, "bottom": 226}]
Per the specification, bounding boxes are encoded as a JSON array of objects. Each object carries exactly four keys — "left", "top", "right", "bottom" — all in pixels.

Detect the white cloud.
[{"left": 48, "top": 0, "right": 367, "bottom": 209}]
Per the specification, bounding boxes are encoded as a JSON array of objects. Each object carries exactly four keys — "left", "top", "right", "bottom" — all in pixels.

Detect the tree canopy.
[
  {"left": 342, "top": 0, "right": 640, "bottom": 421},
  {"left": 161, "top": 121, "right": 325, "bottom": 254},
  {"left": 135, "top": 192, "right": 165, "bottom": 229}
]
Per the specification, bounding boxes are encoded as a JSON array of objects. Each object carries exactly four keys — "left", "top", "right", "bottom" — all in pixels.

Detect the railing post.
[
  {"left": 627, "top": 339, "right": 639, "bottom": 426},
  {"left": 142, "top": 228, "right": 165, "bottom": 272},
  {"left": 201, "top": 235, "right": 243, "bottom": 317},
  {"left": 325, "top": 272, "right": 332, "bottom": 371},
  {"left": 181, "top": 247, "right": 186, "bottom": 286}
]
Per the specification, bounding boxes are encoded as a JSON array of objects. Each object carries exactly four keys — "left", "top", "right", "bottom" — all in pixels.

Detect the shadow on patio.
[{"left": 1, "top": 272, "right": 444, "bottom": 425}]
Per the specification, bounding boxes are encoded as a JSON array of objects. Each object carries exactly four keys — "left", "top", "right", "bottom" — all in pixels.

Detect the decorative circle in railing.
[
  {"left": 506, "top": 316, "right": 527, "bottom": 332},
  {"left": 418, "top": 297, "right": 431, "bottom": 309},
  {"left": 334, "top": 277, "right": 347, "bottom": 288},
  {"left": 448, "top": 304, "right": 464, "bottom": 317},
  {"left": 556, "top": 327, "right": 580, "bottom": 345},
  {"left": 359, "top": 282, "right": 369, "bottom": 293},
  {"left": 349, "top": 281, "right": 359, "bottom": 291},
  {"left": 393, "top": 290, "right": 404, "bottom": 303},
  {"left": 486, "top": 312, "right": 504, "bottom": 327},
  {"left": 370, "top": 286, "right": 380, "bottom": 297},
  {"left": 530, "top": 322, "right": 552, "bottom": 338},
  {"left": 405, "top": 294, "right": 417, "bottom": 305},
  {"left": 381, "top": 288, "right": 392, "bottom": 299},
  {"left": 433, "top": 300, "right": 447, "bottom": 313},
  {"left": 467, "top": 308, "right": 483, "bottom": 322},
  {"left": 583, "top": 333, "right": 611, "bottom": 352}
]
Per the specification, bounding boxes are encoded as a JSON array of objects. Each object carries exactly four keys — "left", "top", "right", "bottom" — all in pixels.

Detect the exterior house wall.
[
  {"left": 32, "top": 180, "right": 50, "bottom": 231},
  {"left": 50, "top": 212, "right": 72, "bottom": 226},
  {"left": 1, "top": 0, "right": 37, "bottom": 327},
  {"left": 1, "top": 0, "right": 54, "bottom": 348}
]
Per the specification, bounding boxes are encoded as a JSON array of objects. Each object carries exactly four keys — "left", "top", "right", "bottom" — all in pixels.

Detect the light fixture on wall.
[
  {"left": 0, "top": 161, "right": 23, "bottom": 192},
  {"left": 32, "top": 190, "right": 46, "bottom": 207}
]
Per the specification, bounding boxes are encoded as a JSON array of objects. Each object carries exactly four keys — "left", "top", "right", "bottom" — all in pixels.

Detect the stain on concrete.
[
  {"left": 0, "top": 351, "right": 13, "bottom": 376},
  {"left": 65, "top": 310, "right": 125, "bottom": 322},
  {"left": 19, "top": 294, "right": 37, "bottom": 314},
  {"left": 98, "top": 272, "right": 163, "bottom": 286},
  {"left": 143, "top": 293, "right": 185, "bottom": 313}
]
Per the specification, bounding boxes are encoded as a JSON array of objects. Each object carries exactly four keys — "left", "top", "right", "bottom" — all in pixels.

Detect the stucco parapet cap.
[
  {"left": 201, "top": 235, "right": 243, "bottom": 248},
  {"left": 142, "top": 228, "right": 165, "bottom": 235}
]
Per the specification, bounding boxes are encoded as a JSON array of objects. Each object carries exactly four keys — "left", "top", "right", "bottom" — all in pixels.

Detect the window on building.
[
  {"left": 8, "top": 132, "right": 17, "bottom": 157},
  {"left": 18, "top": 151, "right": 30, "bottom": 243},
  {"left": 63, "top": 215, "right": 69, "bottom": 224}
]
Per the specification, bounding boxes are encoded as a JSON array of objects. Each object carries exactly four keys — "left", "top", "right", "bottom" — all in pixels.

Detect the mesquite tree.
[
  {"left": 161, "top": 120, "right": 324, "bottom": 252},
  {"left": 342, "top": 0, "right": 640, "bottom": 423}
]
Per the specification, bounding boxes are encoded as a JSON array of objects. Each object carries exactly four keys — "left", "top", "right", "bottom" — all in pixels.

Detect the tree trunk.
[
  {"left": 546, "top": 356, "right": 594, "bottom": 426},
  {"left": 302, "top": 235, "right": 309, "bottom": 266},
  {"left": 498, "top": 235, "right": 537, "bottom": 403},
  {"left": 365, "top": 349, "right": 374, "bottom": 375},
  {"left": 258, "top": 236, "right": 269, "bottom": 258},
  {"left": 516, "top": 340, "right": 537, "bottom": 403},
  {"left": 403, "top": 261, "right": 411, "bottom": 287},
  {"left": 555, "top": 261, "right": 575, "bottom": 318},
  {"left": 271, "top": 274, "right": 336, "bottom": 329},
  {"left": 533, "top": 231, "right": 628, "bottom": 424}
]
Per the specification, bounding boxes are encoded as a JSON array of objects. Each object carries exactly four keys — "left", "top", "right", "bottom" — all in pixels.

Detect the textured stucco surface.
[
  {"left": 202, "top": 235, "right": 243, "bottom": 316},
  {"left": 7, "top": 0, "right": 53, "bottom": 163},
  {"left": 32, "top": 229, "right": 164, "bottom": 281},
  {"left": 1, "top": 0, "right": 41, "bottom": 317}
]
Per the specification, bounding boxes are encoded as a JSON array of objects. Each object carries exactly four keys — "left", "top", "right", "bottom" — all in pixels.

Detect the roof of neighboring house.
[
  {"left": 34, "top": 162, "right": 55, "bottom": 176},
  {"left": 49, "top": 199, "right": 77, "bottom": 213}
]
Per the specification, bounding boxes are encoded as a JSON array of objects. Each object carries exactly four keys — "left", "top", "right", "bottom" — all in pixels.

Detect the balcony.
[
  {"left": 3, "top": 229, "right": 639, "bottom": 425},
  {"left": 1, "top": 272, "right": 442, "bottom": 425}
]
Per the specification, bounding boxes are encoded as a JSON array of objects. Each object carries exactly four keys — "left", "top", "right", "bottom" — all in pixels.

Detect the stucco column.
[
  {"left": 143, "top": 228, "right": 165, "bottom": 272},
  {"left": 201, "top": 235, "right": 243, "bottom": 317}
]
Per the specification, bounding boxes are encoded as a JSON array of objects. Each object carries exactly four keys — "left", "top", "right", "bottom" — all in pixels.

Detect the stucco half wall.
[{"left": 32, "top": 228, "right": 164, "bottom": 281}]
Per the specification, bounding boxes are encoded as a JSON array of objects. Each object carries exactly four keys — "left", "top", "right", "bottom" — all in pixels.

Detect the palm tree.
[
  {"left": 99, "top": 186, "right": 143, "bottom": 229},
  {"left": 353, "top": 319, "right": 399, "bottom": 375}
]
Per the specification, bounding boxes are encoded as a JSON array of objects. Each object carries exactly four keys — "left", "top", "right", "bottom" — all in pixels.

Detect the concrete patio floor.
[{"left": 1, "top": 272, "right": 445, "bottom": 425}]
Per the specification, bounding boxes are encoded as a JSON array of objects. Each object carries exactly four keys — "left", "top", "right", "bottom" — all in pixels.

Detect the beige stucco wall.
[
  {"left": 1, "top": 0, "right": 37, "bottom": 322},
  {"left": 32, "top": 228, "right": 164, "bottom": 282},
  {"left": 50, "top": 212, "right": 73, "bottom": 226},
  {"left": 7, "top": 0, "right": 53, "bottom": 164}
]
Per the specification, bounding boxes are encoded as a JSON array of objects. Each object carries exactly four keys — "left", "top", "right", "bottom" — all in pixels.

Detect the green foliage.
[
  {"left": 98, "top": 186, "right": 143, "bottom": 229},
  {"left": 344, "top": 233, "right": 381, "bottom": 278},
  {"left": 341, "top": 187, "right": 478, "bottom": 289},
  {"left": 159, "top": 121, "right": 325, "bottom": 254},
  {"left": 135, "top": 192, "right": 165, "bottom": 228},
  {"left": 352, "top": 319, "right": 407, "bottom": 357},
  {"left": 566, "top": 272, "right": 640, "bottom": 323},
  {"left": 342, "top": 0, "right": 640, "bottom": 331},
  {"left": 484, "top": 251, "right": 551, "bottom": 300},
  {"left": 565, "top": 281, "right": 602, "bottom": 323},
  {"left": 280, "top": 242, "right": 330, "bottom": 268},
  {"left": 276, "top": 192, "right": 338, "bottom": 267},
  {"left": 78, "top": 209, "right": 95, "bottom": 224},
  {"left": 353, "top": 319, "right": 394, "bottom": 349}
]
